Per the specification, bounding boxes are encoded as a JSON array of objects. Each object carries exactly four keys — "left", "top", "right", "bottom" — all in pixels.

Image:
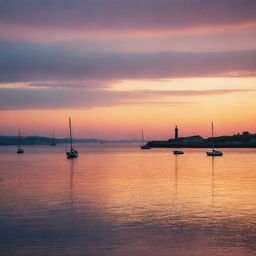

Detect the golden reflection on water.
[{"left": 0, "top": 145, "right": 256, "bottom": 255}]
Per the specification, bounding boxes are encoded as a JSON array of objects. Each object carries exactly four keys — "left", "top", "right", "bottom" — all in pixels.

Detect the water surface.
[{"left": 0, "top": 144, "right": 256, "bottom": 255}]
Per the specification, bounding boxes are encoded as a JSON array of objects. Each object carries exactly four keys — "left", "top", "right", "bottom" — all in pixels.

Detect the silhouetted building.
[
  {"left": 243, "top": 131, "right": 250, "bottom": 136},
  {"left": 183, "top": 135, "right": 204, "bottom": 144},
  {"left": 249, "top": 138, "right": 256, "bottom": 144},
  {"left": 175, "top": 125, "right": 178, "bottom": 139}
]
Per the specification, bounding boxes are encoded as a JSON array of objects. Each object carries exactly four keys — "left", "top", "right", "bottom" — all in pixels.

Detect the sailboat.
[
  {"left": 50, "top": 131, "right": 56, "bottom": 146},
  {"left": 66, "top": 117, "right": 78, "bottom": 158},
  {"left": 140, "top": 128, "right": 151, "bottom": 149},
  {"left": 17, "top": 129, "right": 24, "bottom": 154},
  {"left": 206, "top": 122, "right": 223, "bottom": 156}
]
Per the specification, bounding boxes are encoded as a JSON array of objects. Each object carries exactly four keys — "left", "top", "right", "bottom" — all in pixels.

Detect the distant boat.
[
  {"left": 173, "top": 140, "right": 184, "bottom": 155},
  {"left": 207, "top": 149, "right": 223, "bottom": 156},
  {"left": 17, "top": 129, "right": 24, "bottom": 154},
  {"left": 66, "top": 117, "right": 78, "bottom": 158},
  {"left": 140, "top": 128, "right": 151, "bottom": 150},
  {"left": 206, "top": 122, "right": 223, "bottom": 156},
  {"left": 173, "top": 150, "right": 184, "bottom": 155},
  {"left": 50, "top": 131, "right": 56, "bottom": 146}
]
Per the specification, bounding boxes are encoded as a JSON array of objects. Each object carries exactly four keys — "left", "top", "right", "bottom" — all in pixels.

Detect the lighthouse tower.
[{"left": 175, "top": 125, "right": 178, "bottom": 139}]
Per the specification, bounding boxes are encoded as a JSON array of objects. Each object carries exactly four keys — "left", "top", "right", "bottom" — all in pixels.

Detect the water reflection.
[
  {"left": 69, "top": 158, "right": 75, "bottom": 210},
  {"left": 211, "top": 156, "right": 215, "bottom": 201},
  {"left": 174, "top": 155, "right": 179, "bottom": 199},
  {"left": 0, "top": 146, "right": 256, "bottom": 256}
]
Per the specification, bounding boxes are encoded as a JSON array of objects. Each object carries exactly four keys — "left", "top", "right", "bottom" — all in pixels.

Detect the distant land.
[
  {"left": 147, "top": 131, "right": 256, "bottom": 148},
  {"left": 0, "top": 136, "right": 140, "bottom": 145},
  {"left": 1, "top": 131, "right": 256, "bottom": 147}
]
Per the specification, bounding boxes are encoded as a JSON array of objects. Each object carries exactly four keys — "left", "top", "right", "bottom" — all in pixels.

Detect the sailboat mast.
[
  {"left": 52, "top": 130, "right": 55, "bottom": 144},
  {"left": 69, "top": 117, "right": 73, "bottom": 150},
  {"left": 142, "top": 128, "right": 144, "bottom": 144},
  {"left": 18, "top": 129, "right": 21, "bottom": 149},
  {"left": 211, "top": 122, "right": 214, "bottom": 149}
]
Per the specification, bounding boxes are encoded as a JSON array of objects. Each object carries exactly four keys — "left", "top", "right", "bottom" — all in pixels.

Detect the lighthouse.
[{"left": 175, "top": 125, "right": 178, "bottom": 139}]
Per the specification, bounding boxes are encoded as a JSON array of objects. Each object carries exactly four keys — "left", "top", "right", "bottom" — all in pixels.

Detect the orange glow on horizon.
[{"left": 1, "top": 77, "right": 256, "bottom": 140}]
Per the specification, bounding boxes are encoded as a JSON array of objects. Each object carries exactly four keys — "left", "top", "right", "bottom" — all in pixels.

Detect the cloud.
[
  {"left": 0, "top": 41, "right": 255, "bottom": 83},
  {"left": 27, "top": 81, "right": 110, "bottom": 89},
  {"left": 0, "top": 0, "right": 255, "bottom": 34},
  {"left": 0, "top": 87, "right": 251, "bottom": 110}
]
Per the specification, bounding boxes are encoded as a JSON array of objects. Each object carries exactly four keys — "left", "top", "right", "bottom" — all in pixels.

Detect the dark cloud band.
[
  {"left": 0, "top": 0, "right": 255, "bottom": 31},
  {"left": 0, "top": 41, "right": 255, "bottom": 83}
]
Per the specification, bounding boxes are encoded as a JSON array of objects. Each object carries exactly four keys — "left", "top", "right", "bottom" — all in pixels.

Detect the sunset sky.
[{"left": 0, "top": 0, "right": 256, "bottom": 140}]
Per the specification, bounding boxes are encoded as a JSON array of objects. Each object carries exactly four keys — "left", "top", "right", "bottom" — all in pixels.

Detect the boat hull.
[
  {"left": 206, "top": 150, "right": 223, "bottom": 156},
  {"left": 66, "top": 152, "right": 78, "bottom": 158},
  {"left": 141, "top": 145, "right": 151, "bottom": 150},
  {"left": 17, "top": 148, "right": 24, "bottom": 154},
  {"left": 173, "top": 150, "right": 184, "bottom": 155}
]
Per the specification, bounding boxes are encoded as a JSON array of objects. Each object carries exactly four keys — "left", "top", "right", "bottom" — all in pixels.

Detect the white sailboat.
[
  {"left": 140, "top": 128, "right": 151, "bottom": 149},
  {"left": 66, "top": 117, "right": 78, "bottom": 158},
  {"left": 17, "top": 129, "right": 24, "bottom": 154},
  {"left": 50, "top": 131, "right": 56, "bottom": 146},
  {"left": 206, "top": 122, "right": 223, "bottom": 156}
]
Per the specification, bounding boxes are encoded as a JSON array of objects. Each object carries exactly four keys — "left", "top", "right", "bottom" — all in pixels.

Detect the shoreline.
[{"left": 147, "top": 141, "right": 256, "bottom": 148}]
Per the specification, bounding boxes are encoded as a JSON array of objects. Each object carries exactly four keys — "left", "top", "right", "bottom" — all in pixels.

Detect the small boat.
[
  {"left": 17, "top": 129, "right": 24, "bottom": 154},
  {"left": 206, "top": 122, "right": 223, "bottom": 156},
  {"left": 140, "top": 128, "right": 151, "bottom": 150},
  {"left": 66, "top": 117, "right": 78, "bottom": 158},
  {"left": 141, "top": 144, "right": 151, "bottom": 150},
  {"left": 50, "top": 131, "right": 56, "bottom": 146},
  {"left": 206, "top": 149, "right": 223, "bottom": 156},
  {"left": 17, "top": 148, "right": 24, "bottom": 154},
  {"left": 66, "top": 149, "right": 78, "bottom": 158},
  {"left": 173, "top": 150, "right": 184, "bottom": 155}
]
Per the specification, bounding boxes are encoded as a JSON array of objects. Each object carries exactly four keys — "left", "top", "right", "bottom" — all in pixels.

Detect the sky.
[{"left": 0, "top": 0, "right": 256, "bottom": 140}]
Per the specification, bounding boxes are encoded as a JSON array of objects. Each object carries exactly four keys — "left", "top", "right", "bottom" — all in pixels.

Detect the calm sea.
[{"left": 0, "top": 144, "right": 256, "bottom": 256}]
